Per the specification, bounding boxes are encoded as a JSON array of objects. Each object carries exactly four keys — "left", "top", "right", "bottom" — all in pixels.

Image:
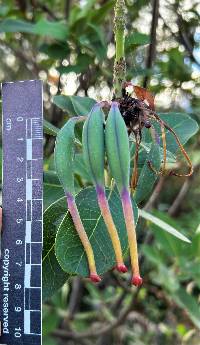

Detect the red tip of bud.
[
  {"left": 90, "top": 273, "right": 101, "bottom": 283},
  {"left": 116, "top": 264, "right": 128, "bottom": 273},
  {"left": 132, "top": 275, "right": 143, "bottom": 287}
]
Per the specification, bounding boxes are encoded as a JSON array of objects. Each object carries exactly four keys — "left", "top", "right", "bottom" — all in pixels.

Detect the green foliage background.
[{"left": 0, "top": 0, "right": 200, "bottom": 344}]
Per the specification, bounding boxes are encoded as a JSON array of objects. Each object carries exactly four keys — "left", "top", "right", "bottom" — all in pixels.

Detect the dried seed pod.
[
  {"left": 55, "top": 117, "right": 101, "bottom": 282},
  {"left": 82, "top": 104, "right": 127, "bottom": 273},
  {"left": 105, "top": 102, "right": 142, "bottom": 286}
]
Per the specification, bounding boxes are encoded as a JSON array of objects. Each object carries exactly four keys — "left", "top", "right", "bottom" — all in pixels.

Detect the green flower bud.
[
  {"left": 54, "top": 116, "right": 101, "bottom": 282},
  {"left": 105, "top": 102, "right": 142, "bottom": 286},
  {"left": 82, "top": 103, "right": 105, "bottom": 186},
  {"left": 105, "top": 101, "right": 130, "bottom": 192},
  {"left": 82, "top": 103, "right": 127, "bottom": 273}
]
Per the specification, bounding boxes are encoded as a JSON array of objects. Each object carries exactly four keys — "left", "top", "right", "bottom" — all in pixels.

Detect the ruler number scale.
[{"left": 0, "top": 80, "right": 43, "bottom": 345}]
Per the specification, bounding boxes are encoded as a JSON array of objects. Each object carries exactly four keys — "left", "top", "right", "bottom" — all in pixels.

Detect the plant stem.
[{"left": 113, "top": 0, "right": 126, "bottom": 98}]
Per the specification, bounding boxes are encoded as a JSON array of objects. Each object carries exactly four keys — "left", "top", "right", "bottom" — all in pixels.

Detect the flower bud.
[
  {"left": 105, "top": 102, "right": 130, "bottom": 193},
  {"left": 105, "top": 102, "right": 142, "bottom": 286},
  {"left": 82, "top": 104, "right": 127, "bottom": 273},
  {"left": 55, "top": 117, "right": 101, "bottom": 282}
]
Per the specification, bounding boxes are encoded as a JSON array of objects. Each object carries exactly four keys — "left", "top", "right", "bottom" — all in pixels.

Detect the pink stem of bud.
[
  {"left": 96, "top": 186, "right": 127, "bottom": 273},
  {"left": 66, "top": 193, "right": 101, "bottom": 283},
  {"left": 120, "top": 188, "right": 143, "bottom": 286}
]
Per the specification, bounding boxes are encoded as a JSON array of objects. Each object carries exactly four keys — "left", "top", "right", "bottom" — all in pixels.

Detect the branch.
[
  {"left": 68, "top": 277, "right": 83, "bottom": 320},
  {"left": 168, "top": 163, "right": 200, "bottom": 216},
  {"left": 144, "top": 176, "right": 165, "bottom": 211},
  {"left": 143, "top": 0, "right": 160, "bottom": 88},
  {"left": 30, "top": 0, "right": 58, "bottom": 20},
  {"left": 65, "top": 0, "right": 72, "bottom": 19},
  {"left": 0, "top": 41, "right": 39, "bottom": 75},
  {"left": 160, "top": 13, "right": 200, "bottom": 68},
  {"left": 52, "top": 294, "right": 136, "bottom": 340}
]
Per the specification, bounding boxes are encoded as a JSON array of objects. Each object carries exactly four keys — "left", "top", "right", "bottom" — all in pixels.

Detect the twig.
[
  {"left": 143, "top": 0, "right": 160, "bottom": 88},
  {"left": 160, "top": 13, "right": 200, "bottom": 68},
  {"left": 30, "top": 0, "right": 58, "bottom": 20},
  {"left": 65, "top": 0, "right": 72, "bottom": 19},
  {"left": 0, "top": 42, "right": 39, "bottom": 75},
  {"left": 144, "top": 176, "right": 165, "bottom": 211},
  {"left": 52, "top": 294, "right": 136, "bottom": 340},
  {"left": 68, "top": 277, "right": 83, "bottom": 320},
  {"left": 168, "top": 179, "right": 190, "bottom": 216},
  {"left": 168, "top": 163, "right": 200, "bottom": 216}
]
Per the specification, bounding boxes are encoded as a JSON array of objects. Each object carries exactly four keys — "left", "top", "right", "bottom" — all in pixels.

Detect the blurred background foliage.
[{"left": 0, "top": 0, "right": 200, "bottom": 344}]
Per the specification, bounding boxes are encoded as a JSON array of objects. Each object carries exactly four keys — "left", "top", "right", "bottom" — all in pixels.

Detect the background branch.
[{"left": 143, "top": 0, "right": 160, "bottom": 88}]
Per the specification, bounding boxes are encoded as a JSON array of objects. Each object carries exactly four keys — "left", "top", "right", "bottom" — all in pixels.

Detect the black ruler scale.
[{"left": 0, "top": 80, "right": 43, "bottom": 345}]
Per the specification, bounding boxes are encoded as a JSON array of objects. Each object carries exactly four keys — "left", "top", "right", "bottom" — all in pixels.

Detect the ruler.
[{"left": 0, "top": 80, "right": 43, "bottom": 345}]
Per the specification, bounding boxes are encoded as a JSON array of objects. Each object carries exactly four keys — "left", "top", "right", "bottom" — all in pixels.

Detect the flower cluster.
[{"left": 55, "top": 101, "right": 143, "bottom": 286}]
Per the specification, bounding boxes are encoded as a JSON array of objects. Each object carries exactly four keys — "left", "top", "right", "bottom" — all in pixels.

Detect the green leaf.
[
  {"left": 125, "top": 32, "right": 150, "bottom": 52},
  {"left": 39, "top": 43, "right": 70, "bottom": 59},
  {"left": 43, "top": 337, "right": 58, "bottom": 345},
  {"left": 43, "top": 197, "right": 70, "bottom": 301},
  {"left": 44, "top": 119, "right": 59, "bottom": 137},
  {"left": 90, "top": 0, "right": 115, "bottom": 24},
  {"left": 55, "top": 187, "right": 138, "bottom": 277},
  {"left": 33, "top": 19, "right": 68, "bottom": 41},
  {"left": 139, "top": 209, "right": 191, "bottom": 243},
  {"left": 0, "top": 5, "right": 10, "bottom": 16},
  {"left": 57, "top": 64, "right": 87, "bottom": 74},
  {"left": 57, "top": 53, "right": 93, "bottom": 74},
  {"left": 0, "top": 18, "right": 68, "bottom": 41},
  {"left": 44, "top": 171, "right": 64, "bottom": 209},
  {"left": 53, "top": 95, "right": 96, "bottom": 116},
  {"left": 74, "top": 153, "right": 93, "bottom": 182},
  {"left": 43, "top": 307, "right": 60, "bottom": 336},
  {"left": 138, "top": 141, "right": 176, "bottom": 162},
  {"left": 143, "top": 113, "right": 199, "bottom": 154},
  {"left": 54, "top": 117, "right": 81, "bottom": 195},
  {"left": 0, "top": 18, "right": 34, "bottom": 33},
  {"left": 135, "top": 143, "right": 161, "bottom": 203},
  {"left": 172, "top": 288, "right": 200, "bottom": 329}
]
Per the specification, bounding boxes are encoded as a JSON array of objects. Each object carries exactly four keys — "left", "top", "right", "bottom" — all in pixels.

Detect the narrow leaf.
[
  {"left": 53, "top": 95, "right": 96, "bottom": 116},
  {"left": 54, "top": 117, "right": 83, "bottom": 195},
  {"left": 44, "top": 119, "right": 59, "bottom": 136},
  {"left": 172, "top": 288, "right": 200, "bottom": 329},
  {"left": 0, "top": 18, "right": 68, "bottom": 41},
  {"left": 139, "top": 209, "right": 191, "bottom": 243}
]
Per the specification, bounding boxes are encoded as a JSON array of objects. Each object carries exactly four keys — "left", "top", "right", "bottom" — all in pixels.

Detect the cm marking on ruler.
[{"left": 0, "top": 80, "right": 43, "bottom": 345}]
